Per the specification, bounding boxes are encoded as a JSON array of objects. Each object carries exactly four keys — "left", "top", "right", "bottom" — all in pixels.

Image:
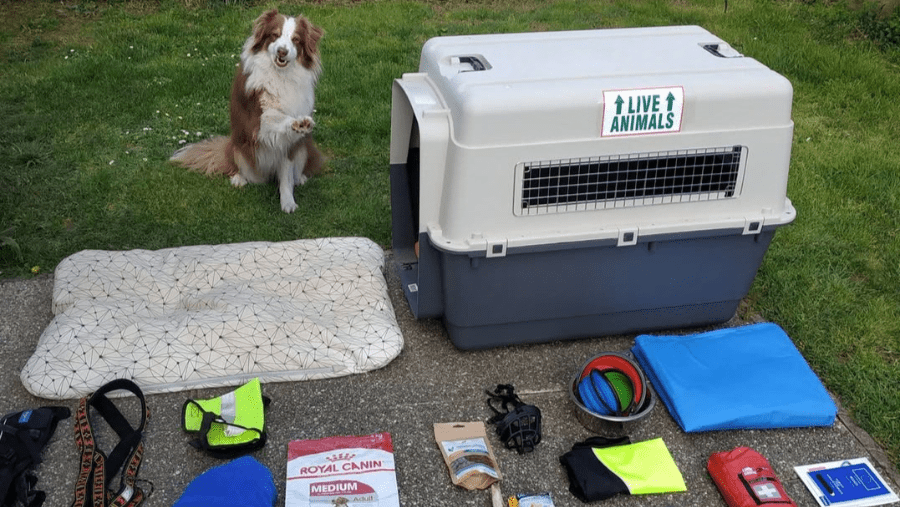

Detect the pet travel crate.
[{"left": 390, "top": 26, "right": 796, "bottom": 349}]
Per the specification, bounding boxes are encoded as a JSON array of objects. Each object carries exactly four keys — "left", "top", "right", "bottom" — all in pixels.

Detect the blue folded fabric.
[
  {"left": 632, "top": 323, "right": 836, "bottom": 432},
  {"left": 173, "top": 456, "right": 276, "bottom": 507}
]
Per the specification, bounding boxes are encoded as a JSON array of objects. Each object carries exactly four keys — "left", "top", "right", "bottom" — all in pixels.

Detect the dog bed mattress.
[{"left": 21, "top": 237, "right": 403, "bottom": 399}]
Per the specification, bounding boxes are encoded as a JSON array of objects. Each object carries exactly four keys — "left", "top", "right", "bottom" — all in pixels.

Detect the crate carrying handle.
[{"left": 457, "top": 56, "right": 486, "bottom": 71}]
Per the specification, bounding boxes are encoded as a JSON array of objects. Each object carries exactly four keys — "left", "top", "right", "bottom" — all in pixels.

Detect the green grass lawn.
[{"left": 2, "top": 0, "right": 900, "bottom": 470}]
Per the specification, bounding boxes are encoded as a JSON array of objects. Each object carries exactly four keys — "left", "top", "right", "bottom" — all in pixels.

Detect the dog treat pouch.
[{"left": 434, "top": 422, "right": 502, "bottom": 490}]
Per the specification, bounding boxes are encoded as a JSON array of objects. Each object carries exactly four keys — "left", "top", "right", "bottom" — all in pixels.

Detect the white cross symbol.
[{"left": 754, "top": 483, "right": 782, "bottom": 499}]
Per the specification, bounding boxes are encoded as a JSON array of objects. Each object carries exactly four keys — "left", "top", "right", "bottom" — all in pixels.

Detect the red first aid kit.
[{"left": 707, "top": 446, "right": 797, "bottom": 507}]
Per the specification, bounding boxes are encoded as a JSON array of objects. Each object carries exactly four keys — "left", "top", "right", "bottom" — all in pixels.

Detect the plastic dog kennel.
[{"left": 390, "top": 26, "right": 796, "bottom": 349}]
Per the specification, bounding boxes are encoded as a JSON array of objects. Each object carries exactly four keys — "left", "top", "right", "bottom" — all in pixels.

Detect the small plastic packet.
[{"left": 507, "top": 492, "right": 555, "bottom": 507}]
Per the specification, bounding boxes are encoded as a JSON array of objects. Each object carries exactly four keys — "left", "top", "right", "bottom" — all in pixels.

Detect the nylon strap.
[{"left": 71, "top": 379, "right": 148, "bottom": 507}]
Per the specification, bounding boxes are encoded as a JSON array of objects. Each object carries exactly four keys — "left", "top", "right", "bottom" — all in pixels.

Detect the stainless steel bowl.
[{"left": 569, "top": 352, "right": 657, "bottom": 435}]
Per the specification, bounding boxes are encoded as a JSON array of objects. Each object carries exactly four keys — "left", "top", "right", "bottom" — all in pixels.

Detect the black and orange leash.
[{"left": 72, "top": 379, "right": 149, "bottom": 507}]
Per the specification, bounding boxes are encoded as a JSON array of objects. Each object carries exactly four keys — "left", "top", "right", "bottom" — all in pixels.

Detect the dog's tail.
[{"left": 169, "top": 136, "right": 237, "bottom": 176}]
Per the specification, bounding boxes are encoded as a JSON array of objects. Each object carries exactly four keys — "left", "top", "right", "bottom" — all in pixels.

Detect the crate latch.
[
  {"left": 743, "top": 218, "right": 764, "bottom": 235},
  {"left": 617, "top": 228, "right": 638, "bottom": 247},
  {"left": 486, "top": 239, "right": 507, "bottom": 258}
]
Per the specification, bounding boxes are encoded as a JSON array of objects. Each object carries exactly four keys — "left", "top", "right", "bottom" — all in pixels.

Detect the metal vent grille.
[{"left": 517, "top": 146, "right": 745, "bottom": 215}]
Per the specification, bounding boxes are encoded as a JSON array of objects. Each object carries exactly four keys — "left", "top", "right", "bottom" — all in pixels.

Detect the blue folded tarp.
[{"left": 632, "top": 323, "right": 837, "bottom": 432}]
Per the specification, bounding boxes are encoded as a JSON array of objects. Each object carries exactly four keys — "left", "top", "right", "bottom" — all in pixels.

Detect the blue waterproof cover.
[
  {"left": 173, "top": 456, "right": 276, "bottom": 507},
  {"left": 632, "top": 323, "right": 837, "bottom": 432}
]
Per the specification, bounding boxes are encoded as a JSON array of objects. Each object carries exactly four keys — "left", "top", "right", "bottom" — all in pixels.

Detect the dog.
[{"left": 170, "top": 9, "right": 324, "bottom": 213}]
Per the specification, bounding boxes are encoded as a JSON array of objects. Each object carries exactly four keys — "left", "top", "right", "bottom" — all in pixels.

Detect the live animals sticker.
[{"left": 602, "top": 87, "right": 684, "bottom": 137}]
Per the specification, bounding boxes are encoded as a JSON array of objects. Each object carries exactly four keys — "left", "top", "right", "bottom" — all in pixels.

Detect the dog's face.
[{"left": 250, "top": 9, "right": 323, "bottom": 70}]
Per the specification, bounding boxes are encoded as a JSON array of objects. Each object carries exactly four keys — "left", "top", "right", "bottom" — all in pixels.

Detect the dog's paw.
[
  {"left": 281, "top": 199, "right": 298, "bottom": 213},
  {"left": 291, "top": 117, "right": 315, "bottom": 135},
  {"left": 230, "top": 174, "right": 248, "bottom": 187},
  {"left": 297, "top": 172, "right": 308, "bottom": 186}
]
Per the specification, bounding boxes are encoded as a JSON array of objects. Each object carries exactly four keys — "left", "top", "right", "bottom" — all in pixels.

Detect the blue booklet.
[{"left": 795, "top": 458, "right": 899, "bottom": 507}]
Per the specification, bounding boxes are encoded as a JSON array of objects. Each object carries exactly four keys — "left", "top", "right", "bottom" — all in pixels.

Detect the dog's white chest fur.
[{"left": 244, "top": 61, "right": 317, "bottom": 118}]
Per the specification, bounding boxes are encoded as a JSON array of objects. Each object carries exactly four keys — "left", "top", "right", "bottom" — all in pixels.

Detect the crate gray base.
[
  {"left": 412, "top": 229, "right": 779, "bottom": 350},
  {"left": 445, "top": 300, "right": 741, "bottom": 350}
]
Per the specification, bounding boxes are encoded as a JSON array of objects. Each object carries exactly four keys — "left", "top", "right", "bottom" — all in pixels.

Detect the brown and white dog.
[{"left": 170, "top": 9, "right": 324, "bottom": 213}]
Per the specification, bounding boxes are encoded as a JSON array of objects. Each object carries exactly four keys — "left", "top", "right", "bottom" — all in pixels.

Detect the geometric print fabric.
[{"left": 21, "top": 237, "right": 404, "bottom": 399}]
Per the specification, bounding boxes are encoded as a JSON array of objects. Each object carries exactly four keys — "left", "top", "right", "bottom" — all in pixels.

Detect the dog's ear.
[
  {"left": 294, "top": 16, "right": 324, "bottom": 70},
  {"left": 251, "top": 9, "right": 281, "bottom": 53}
]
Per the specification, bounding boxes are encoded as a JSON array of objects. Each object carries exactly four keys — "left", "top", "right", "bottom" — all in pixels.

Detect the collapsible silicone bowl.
[{"left": 569, "top": 352, "right": 657, "bottom": 435}]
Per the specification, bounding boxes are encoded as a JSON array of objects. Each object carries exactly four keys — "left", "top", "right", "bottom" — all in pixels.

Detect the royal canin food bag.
[{"left": 286, "top": 432, "right": 399, "bottom": 507}]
